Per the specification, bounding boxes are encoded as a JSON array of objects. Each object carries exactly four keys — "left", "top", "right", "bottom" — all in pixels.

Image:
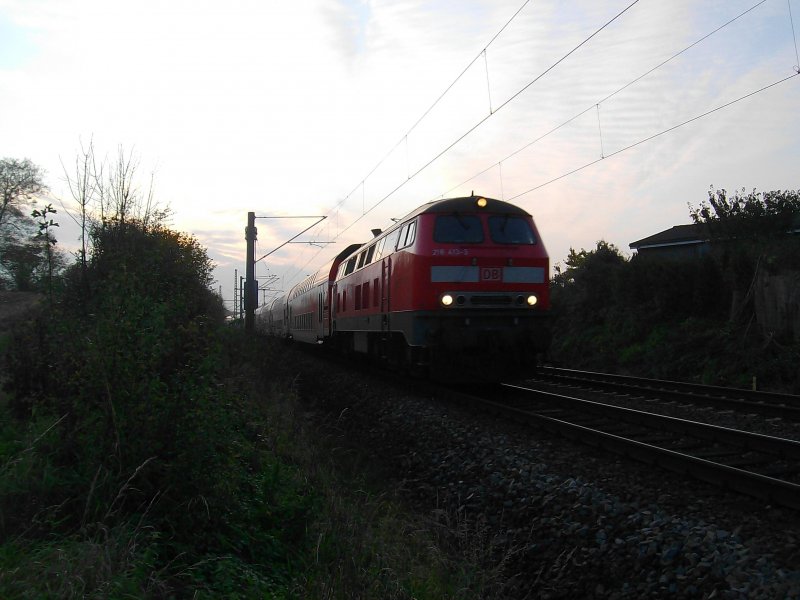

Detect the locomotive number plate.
[{"left": 480, "top": 267, "right": 502, "bottom": 281}]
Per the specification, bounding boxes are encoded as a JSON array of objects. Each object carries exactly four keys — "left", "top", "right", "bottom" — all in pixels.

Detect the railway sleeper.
[
  {"left": 723, "top": 454, "right": 774, "bottom": 469},
  {"left": 690, "top": 447, "right": 747, "bottom": 460},
  {"left": 634, "top": 433, "right": 678, "bottom": 444},
  {"left": 759, "top": 462, "right": 800, "bottom": 478}
]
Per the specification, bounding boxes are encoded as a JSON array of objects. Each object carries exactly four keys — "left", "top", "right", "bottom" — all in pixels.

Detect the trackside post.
[{"left": 245, "top": 211, "right": 257, "bottom": 333}]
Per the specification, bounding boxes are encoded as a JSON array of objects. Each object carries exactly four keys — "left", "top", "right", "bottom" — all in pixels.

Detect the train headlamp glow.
[
  {"left": 526, "top": 294, "right": 538, "bottom": 306},
  {"left": 476, "top": 197, "right": 488, "bottom": 208},
  {"left": 441, "top": 293, "right": 454, "bottom": 307}
]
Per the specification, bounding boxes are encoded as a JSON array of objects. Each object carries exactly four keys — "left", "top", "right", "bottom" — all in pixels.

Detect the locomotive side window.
[
  {"left": 372, "top": 237, "right": 386, "bottom": 262},
  {"left": 488, "top": 216, "right": 536, "bottom": 244},
  {"left": 344, "top": 256, "right": 357, "bottom": 276},
  {"left": 397, "top": 220, "right": 417, "bottom": 250},
  {"left": 357, "top": 251, "right": 367, "bottom": 269},
  {"left": 365, "top": 244, "right": 376, "bottom": 265},
  {"left": 397, "top": 225, "right": 407, "bottom": 249},
  {"left": 407, "top": 221, "right": 417, "bottom": 246},
  {"left": 381, "top": 229, "right": 401, "bottom": 257},
  {"left": 434, "top": 215, "right": 484, "bottom": 243}
]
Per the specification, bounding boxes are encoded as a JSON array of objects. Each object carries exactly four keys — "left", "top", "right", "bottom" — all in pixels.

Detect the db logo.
[{"left": 481, "top": 267, "right": 502, "bottom": 281}]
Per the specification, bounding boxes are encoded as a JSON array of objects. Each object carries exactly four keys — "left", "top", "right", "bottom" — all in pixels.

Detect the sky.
[{"left": 2, "top": 0, "right": 799, "bottom": 310}]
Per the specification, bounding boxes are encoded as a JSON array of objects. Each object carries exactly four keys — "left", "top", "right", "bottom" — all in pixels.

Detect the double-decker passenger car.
[
  {"left": 257, "top": 195, "right": 550, "bottom": 380},
  {"left": 256, "top": 242, "right": 362, "bottom": 343}
]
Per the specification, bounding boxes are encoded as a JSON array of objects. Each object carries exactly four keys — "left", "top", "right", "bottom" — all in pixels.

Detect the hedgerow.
[
  {"left": 0, "top": 217, "right": 313, "bottom": 596},
  {"left": 549, "top": 193, "right": 800, "bottom": 392}
]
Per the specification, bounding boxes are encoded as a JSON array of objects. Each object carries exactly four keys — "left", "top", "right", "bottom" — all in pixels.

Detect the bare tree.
[
  {"left": 103, "top": 146, "right": 158, "bottom": 226},
  {"left": 61, "top": 139, "right": 101, "bottom": 281},
  {"left": 61, "top": 142, "right": 166, "bottom": 243},
  {"left": 0, "top": 158, "right": 47, "bottom": 229}
]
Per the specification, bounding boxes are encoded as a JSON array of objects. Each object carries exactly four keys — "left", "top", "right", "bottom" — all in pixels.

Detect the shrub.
[
  {"left": 548, "top": 231, "right": 800, "bottom": 391},
  {"left": 1, "top": 217, "right": 316, "bottom": 596}
]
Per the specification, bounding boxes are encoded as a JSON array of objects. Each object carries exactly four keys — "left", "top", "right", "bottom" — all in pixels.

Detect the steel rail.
[
  {"left": 453, "top": 384, "right": 800, "bottom": 510},
  {"left": 503, "top": 384, "right": 800, "bottom": 459},
  {"left": 534, "top": 366, "right": 800, "bottom": 421}
]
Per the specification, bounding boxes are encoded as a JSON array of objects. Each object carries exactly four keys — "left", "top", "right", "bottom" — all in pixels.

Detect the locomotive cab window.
[
  {"left": 344, "top": 256, "right": 357, "bottom": 276},
  {"left": 357, "top": 251, "right": 367, "bottom": 269},
  {"left": 365, "top": 244, "right": 376, "bottom": 265},
  {"left": 434, "top": 214, "right": 484, "bottom": 243},
  {"left": 488, "top": 216, "right": 536, "bottom": 244},
  {"left": 397, "top": 220, "right": 417, "bottom": 250}
]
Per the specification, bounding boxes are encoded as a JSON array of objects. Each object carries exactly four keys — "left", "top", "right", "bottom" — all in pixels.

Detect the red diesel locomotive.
[{"left": 256, "top": 195, "right": 550, "bottom": 380}]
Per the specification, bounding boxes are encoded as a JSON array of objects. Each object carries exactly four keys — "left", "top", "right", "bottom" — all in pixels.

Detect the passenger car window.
[
  {"left": 488, "top": 216, "right": 536, "bottom": 244},
  {"left": 434, "top": 215, "right": 484, "bottom": 243}
]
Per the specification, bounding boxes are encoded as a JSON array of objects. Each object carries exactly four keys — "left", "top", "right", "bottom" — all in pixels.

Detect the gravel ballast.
[{"left": 294, "top": 350, "right": 800, "bottom": 598}]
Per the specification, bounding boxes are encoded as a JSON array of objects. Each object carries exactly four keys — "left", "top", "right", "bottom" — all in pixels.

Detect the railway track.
[
  {"left": 531, "top": 366, "right": 800, "bottom": 421},
  {"left": 450, "top": 382, "right": 800, "bottom": 510},
  {"left": 308, "top": 349, "right": 800, "bottom": 509}
]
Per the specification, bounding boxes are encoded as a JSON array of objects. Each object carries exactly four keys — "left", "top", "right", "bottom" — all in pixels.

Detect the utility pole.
[
  {"left": 245, "top": 211, "right": 257, "bottom": 333},
  {"left": 239, "top": 276, "right": 245, "bottom": 317},
  {"left": 233, "top": 268, "right": 238, "bottom": 320}
]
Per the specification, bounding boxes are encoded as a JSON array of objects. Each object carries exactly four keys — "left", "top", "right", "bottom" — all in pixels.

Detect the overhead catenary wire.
[
  {"left": 507, "top": 72, "right": 800, "bottom": 201},
  {"left": 278, "top": 1, "right": 642, "bottom": 289},
  {"left": 275, "top": 0, "right": 796, "bottom": 294},
  {"left": 277, "top": 0, "right": 536, "bottom": 287},
  {"left": 789, "top": 0, "right": 800, "bottom": 73},
  {"left": 325, "top": 0, "right": 532, "bottom": 218},
  {"left": 333, "top": 0, "right": 643, "bottom": 239},
  {"left": 440, "top": 0, "right": 773, "bottom": 198},
  {"left": 483, "top": 49, "right": 494, "bottom": 114}
]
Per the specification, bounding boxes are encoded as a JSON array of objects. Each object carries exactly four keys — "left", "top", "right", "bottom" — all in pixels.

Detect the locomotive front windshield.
[
  {"left": 488, "top": 215, "right": 536, "bottom": 244},
  {"left": 434, "top": 214, "right": 484, "bottom": 243},
  {"left": 433, "top": 213, "right": 536, "bottom": 244}
]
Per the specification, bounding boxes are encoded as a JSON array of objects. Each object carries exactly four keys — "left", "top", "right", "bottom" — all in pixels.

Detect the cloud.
[{"left": 1, "top": 0, "right": 798, "bottom": 307}]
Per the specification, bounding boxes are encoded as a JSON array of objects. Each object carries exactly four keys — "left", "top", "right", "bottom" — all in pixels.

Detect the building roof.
[{"left": 629, "top": 224, "right": 708, "bottom": 250}]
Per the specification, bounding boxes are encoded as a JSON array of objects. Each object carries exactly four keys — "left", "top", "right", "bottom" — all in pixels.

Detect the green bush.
[
  {"left": 549, "top": 234, "right": 800, "bottom": 392},
  {"left": 0, "top": 218, "right": 315, "bottom": 596}
]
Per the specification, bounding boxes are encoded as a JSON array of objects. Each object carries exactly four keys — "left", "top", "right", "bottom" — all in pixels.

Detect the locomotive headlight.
[
  {"left": 526, "top": 294, "right": 538, "bottom": 306},
  {"left": 441, "top": 293, "right": 454, "bottom": 307},
  {"left": 476, "top": 197, "right": 488, "bottom": 208}
]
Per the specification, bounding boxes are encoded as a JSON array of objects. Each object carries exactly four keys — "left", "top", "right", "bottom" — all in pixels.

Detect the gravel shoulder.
[{"left": 293, "top": 348, "right": 800, "bottom": 599}]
